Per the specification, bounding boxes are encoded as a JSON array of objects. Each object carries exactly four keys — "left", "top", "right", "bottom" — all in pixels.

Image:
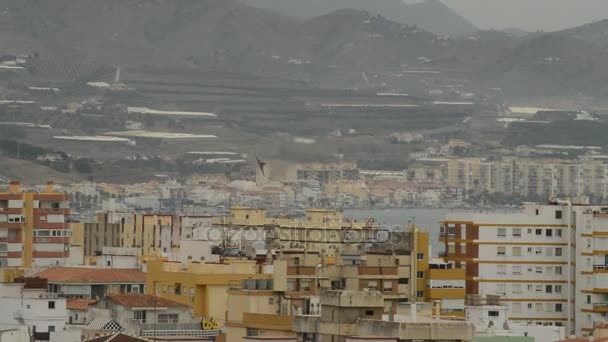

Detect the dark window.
[
  {"left": 416, "top": 253, "right": 424, "bottom": 260},
  {"left": 555, "top": 210, "right": 562, "bottom": 219},
  {"left": 48, "top": 326, "right": 55, "bottom": 333},
  {"left": 488, "top": 311, "right": 499, "bottom": 317},
  {"left": 535, "top": 229, "right": 542, "bottom": 235},
  {"left": 365, "top": 310, "right": 374, "bottom": 316},
  {"left": 535, "top": 209, "right": 539, "bottom": 215},
  {"left": 555, "top": 303, "right": 563, "bottom": 312},
  {"left": 398, "top": 278, "right": 409, "bottom": 285},
  {"left": 546, "top": 229, "right": 552, "bottom": 237},
  {"left": 417, "top": 271, "right": 424, "bottom": 279},
  {"left": 48, "top": 301, "right": 55, "bottom": 309}
]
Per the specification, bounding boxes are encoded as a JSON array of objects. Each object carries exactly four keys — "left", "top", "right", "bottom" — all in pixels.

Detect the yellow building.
[
  {"left": 146, "top": 258, "right": 270, "bottom": 325},
  {"left": 225, "top": 285, "right": 296, "bottom": 342},
  {"left": 415, "top": 229, "right": 429, "bottom": 301},
  {"left": 426, "top": 259, "right": 466, "bottom": 317}
]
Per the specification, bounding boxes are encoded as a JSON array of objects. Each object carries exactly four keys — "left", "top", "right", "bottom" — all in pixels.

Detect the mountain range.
[
  {"left": 1, "top": 0, "right": 608, "bottom": 99},
  {"left": 240, "top": 0, "right": 479, "bottom": 36}
]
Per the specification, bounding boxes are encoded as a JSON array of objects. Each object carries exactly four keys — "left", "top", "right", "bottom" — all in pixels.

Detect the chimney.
[
  {"left": 45, "top": 181, "right": 54, "bottom": 193},
  {"left": 9, "top": 181, "right": 21, "bottom": 194}
]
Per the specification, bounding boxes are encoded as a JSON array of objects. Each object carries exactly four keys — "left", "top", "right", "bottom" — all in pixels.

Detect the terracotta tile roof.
[
  {"left": 33, "top": 267, "right": 146, "bottom": 283},
  {"left": 66, "top": 298, "right": 97, "bottom": 311},
  {"left": 107, "top": 293, "right": 187, "bottom": 308}
]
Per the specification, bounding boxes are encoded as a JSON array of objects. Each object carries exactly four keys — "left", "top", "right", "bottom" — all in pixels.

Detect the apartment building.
[
  {"left": 441, "top": 203, "right": 572, "bottom": 329},
  {"left": 443, "top": 157, "right": 608, "bottom": 200},
  {"left": 225, "top": 279, "right": 296, "bottom": 342},
  {"left": 146, "top": 258, "right": 270, "bottom": 326},
  {"left": 84, "top": 212, "right": 212, "bottom": 258},
  {"left": 441, "top": 202, "right": 608, "bottom": 336},
  {"left": 426, "top": 259, "right": 466, "bottom": 317},
  {"left": 215, "top": 207, "right": 379, "bottom": 257},
  {"left": 0, "top": 277, "right": 67, "bottom": 342},
  {"left": 293, "top": 290, "right": 475, "bottom": 342},
  {"left": 0, "top": 181, "right": 72, "bottom": 268}
]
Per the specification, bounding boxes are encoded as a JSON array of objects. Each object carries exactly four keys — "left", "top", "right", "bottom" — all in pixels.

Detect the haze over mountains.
[
  {"left": 241, "top": 0, "right": 479, "bottom": 36},
  {"left": 1, "top": 0, "right": 608, "bottom": 99}
]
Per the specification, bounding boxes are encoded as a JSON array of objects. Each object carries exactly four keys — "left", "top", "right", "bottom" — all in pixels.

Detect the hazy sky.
[{"left": 404, "top": 0, "right": 608, "bottom": 31}]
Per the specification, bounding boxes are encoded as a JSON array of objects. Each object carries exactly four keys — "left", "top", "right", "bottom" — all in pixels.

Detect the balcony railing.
[
  {"left": 593, "top": 303, "right": 608, "bottom": 309},
  {"left": 594, "top": 265, "right": 608, "bottom": 270}
]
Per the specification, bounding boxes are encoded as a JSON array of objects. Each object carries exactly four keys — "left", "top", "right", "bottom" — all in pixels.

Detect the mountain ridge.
[{"left": 240, "top": 0, "right": 478, "bottom": 36}]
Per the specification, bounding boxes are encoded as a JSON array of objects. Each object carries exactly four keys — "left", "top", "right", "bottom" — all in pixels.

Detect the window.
[
  {"left": 416, "top": 290, "right": 424, "bottom": 298},
  {"left": 269, "top": 298, "right": 275, "bottom": 305},
  {"left": 417, "top": 271, "right": 424, "bottom": 279},
  {"left": 555, "top": 285, "right": 562, "bottom": 293},
  {"left": 545, "top": 266, "right": 553, "bottom": 274},
  {"left": 527, "top": 284, "right": 533, "bottom": 291},
  {"left": 513, "top": 228, "right": 522, "bottom": 237},
  {"left": 512, "top": 303, "right": 522, "bottom": 313},
  {"left": 287, "top": 280, "right": 296, "bottom": 291},
  {"left": 301, "top": 280, "right": 311, "bottom": 291},
  {"left": 535, "top": 247, "right": 543, "bottom": 255},
  {"left": 556, "top": 229, "right": 562, "bottom": 237},
  {"left": 555, "top": 248, "right": 563, "bottom": 256},
  {"left": 134, "top": 311, "right": 146, "bottom": 322},
  {"left": 496, "top": 284, "right": 506, "bottom": 296},
  {"left": 383, "top": 281, "right": 393, "bottom": 292},
  {"left": 546, "top": 285, "right": 553, "bottom": 293},
  {"left": 555, "top": 303, "right": 563, "bottom": 312},
  {"left": 587, "top": 295, "right": 591, "bottom": 304},
  {"left": 555, "top": 266, "right": 563, "bottom": 275},
  {"left": 512, "top": 247, "right": 522, "bottom": 256},
  {"left": 48, "top": 326, "right": 55, "bottom": 333},
  {"left": 536, "top": 229, "right": 543, "bottom": 236},
  {"left": 497, "top": 265, "right": 506, "bottom": 275},
  {"left": 546, "top": 229, "right": 553, "bottom": 237},
  {"left": 535, "top": 209, "right": 540, "bottom": 215},
  {"left": 157, "top": 314, "right": 178, "bottom": 324},
  {"left": 535, "top": 303, "right": 543, "bottom": 312},
  {"left": 489, "top": 311, "right": 500, "bottom": 317},
  {"left": 556, "top": 210, "right": 562, "bottom": 219},
  {"left": 497, "top": 246, "right": 506, "bottom": 256},
  {"left": 246, "top": 328, "right": 259, "bottom": 337},
  {"left": 365, "top": 310, "right": 374, "bottom": 316},
  {"left": 545, "top": 303, "right": 554, "bottom": 312},
  {"left": 527, "top": 229, "right": 533, "bottom": 234},
  {"left": 535, "top": 266, "right": 543, "bottom": 274},
  {"left": 512, "top": 284, "right": 522, "bottom": 294},
  {"left": 497, "top": 228, "right": 507, "bottom": 238},
  {"left": 527, "top": 247, "right": 533, "bottom": 253},
  {"left": 512, "top": 266, "right": 522, "bottom": 275},
  {"left": 48, "top": 301, "right": 55, "bottom": 309},
  {"left": 417, "top": 253, "right": 424, "bottom": 260},
  {"left": 527, "top": 303, "right": 533, "bottom": 309},
  {"left": 535, "top": 285, "right": 543, "bottom": 292},
  {"left": 398, "top": 278, "right": 409, "bottom": 285},
  {"left": 546, "top": 248, "right": 553, "bottom": 257}
]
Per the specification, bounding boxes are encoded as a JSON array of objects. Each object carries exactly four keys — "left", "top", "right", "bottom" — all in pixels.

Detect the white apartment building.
[
  {"left": 574, "top": 207, "right": 608, "bottom": 335},
  {"left": 441, "top": 201, "right": 608, "bottom": 337},
  {"left": 0, "top": 280, "right": 67, "bottom": 341}
]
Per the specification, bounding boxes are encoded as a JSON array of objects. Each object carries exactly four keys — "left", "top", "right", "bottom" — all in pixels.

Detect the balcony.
[
  {"left": 358, "top": 266, "right": 398, "bottom": 276},
  {"left": 287, "top": 266, "right": 316, "bottom": 276},
  {"left": 126, "top": 320, "right": 220, "bottom": 339},
  {"left": 243, "top": 313, "right": 294, "bottom": 331},
  {"left": 593, "top": 303, "right": 608, "bottom": 312},
  {"left": 594, "top": 265, "right": 608, "bottom": 273}
]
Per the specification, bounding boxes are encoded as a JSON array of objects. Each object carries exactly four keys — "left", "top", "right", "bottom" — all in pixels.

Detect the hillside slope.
[{"left": 241, "top": 0, "right": 478, "bottom": 36}]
